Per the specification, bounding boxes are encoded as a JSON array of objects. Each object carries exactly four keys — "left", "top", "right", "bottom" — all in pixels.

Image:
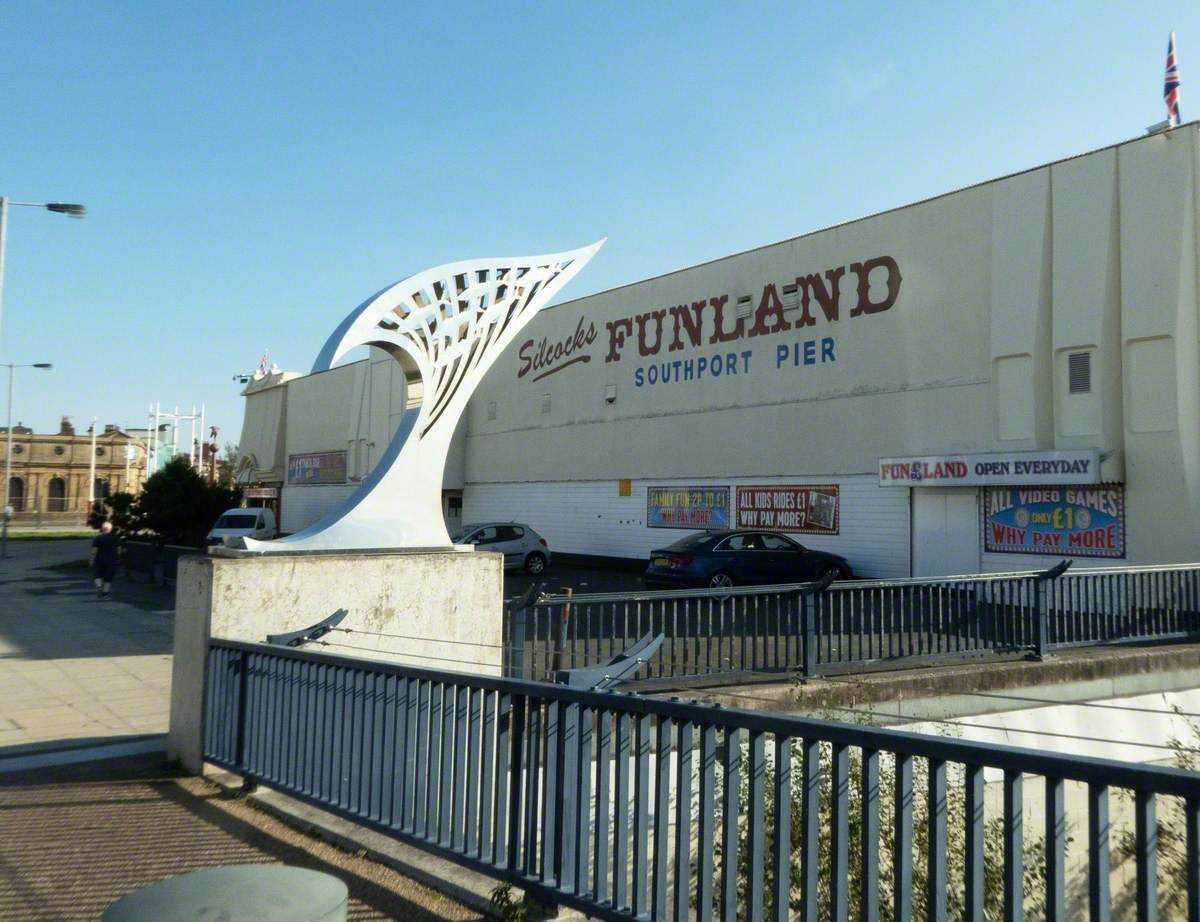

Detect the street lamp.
[
  {"left": 0, "top": 196, "right": 87, "bottom": 344},
  {"left": 2, "top": 362, "right": 52, "bottom": 558}
]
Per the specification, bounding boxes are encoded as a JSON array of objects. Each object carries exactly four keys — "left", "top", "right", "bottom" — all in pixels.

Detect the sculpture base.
[{"left": 168, "top": 546, "right": 504, "bottom": 773}]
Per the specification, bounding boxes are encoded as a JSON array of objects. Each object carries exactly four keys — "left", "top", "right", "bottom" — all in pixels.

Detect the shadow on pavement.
[{"left": 0, "top": 753, "right": 482, "bottom": 922}]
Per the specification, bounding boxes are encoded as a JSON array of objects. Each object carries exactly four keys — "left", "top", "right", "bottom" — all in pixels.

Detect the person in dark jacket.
[{"left": 91, "top": 521, "right": 119, "bottom": 599}]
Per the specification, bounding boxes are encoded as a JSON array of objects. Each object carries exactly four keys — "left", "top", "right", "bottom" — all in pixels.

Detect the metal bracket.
[
  {"left": 554, "top": 632, "right": 665, "bottom": 691},
  {"left": 266, "top": 608, "right": 348, "bottom": 647},
  {"left": 805, "top": 569, "right": 839, "bottom": 594},
  {"left": 1037, "top": 559, "right": 1073, "bottom": 582}
]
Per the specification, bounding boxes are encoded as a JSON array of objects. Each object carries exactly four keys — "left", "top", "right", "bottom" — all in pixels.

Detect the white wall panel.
[
  {"left": 463, "top": 474, "right": 909, "bottom": 578},
  {"left": 281, "top": 484, "right": 355, "bottom": 534}
]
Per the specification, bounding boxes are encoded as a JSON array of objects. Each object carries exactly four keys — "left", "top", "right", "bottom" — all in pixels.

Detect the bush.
[
  {"left": 122, "top": 457, "right": 240, "bottom": 546},
  {"left": 87, "top": 491, "right": 136, "bottom": 532}
]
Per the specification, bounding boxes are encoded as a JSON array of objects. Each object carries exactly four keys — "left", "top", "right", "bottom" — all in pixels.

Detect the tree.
[
  {"left": 130, "top": 456, "right": 240, "bottom": 545},
  {"left": 87, "top": 491, "right": 137, "bottom": 533}
]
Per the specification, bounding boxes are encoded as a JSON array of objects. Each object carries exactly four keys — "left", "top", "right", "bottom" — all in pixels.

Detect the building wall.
[
  {"left": 457, "top": 127, "right": 1200, "bottom": 573},
  {"left": 252, "top": 126, "right": 1200, "bottom": 576}
]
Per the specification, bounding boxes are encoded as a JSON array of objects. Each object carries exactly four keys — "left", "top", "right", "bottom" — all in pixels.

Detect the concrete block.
[{"left": 168, "top": 547, "right": 504, "bottom": 773}]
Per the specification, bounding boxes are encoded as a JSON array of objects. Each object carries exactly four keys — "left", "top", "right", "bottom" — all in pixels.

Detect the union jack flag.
[
  {"left": 1165, "top": 32, "right": 1182, "bottom": 126},
  {"left": 257, "top": 352, "right": 269, "bottom": 375}
]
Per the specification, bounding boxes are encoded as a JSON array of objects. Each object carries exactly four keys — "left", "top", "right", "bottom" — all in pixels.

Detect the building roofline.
[{"left": 547, "top": 121, "right": 1198, "bottom": 309}]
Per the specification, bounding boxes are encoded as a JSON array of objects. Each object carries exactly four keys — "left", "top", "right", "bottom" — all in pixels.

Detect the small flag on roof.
[
  {"left": 1165, "top": 32, "right": 1182, "bottom": 126},
  {"left": 257, "top": 352, "right": 269, "bottom": 375}
]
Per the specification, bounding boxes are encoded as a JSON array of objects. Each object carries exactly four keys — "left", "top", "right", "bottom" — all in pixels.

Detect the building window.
[
  {"left": 94, "top": 478, "right": 110, "bottom": 500},
  {"left": 53, "top": 445, "right": 65, "bottom": 456},
  {"left": 1068, "top": 351, "right": 1091, "bottom": 394},
  {"left": 95, "top": 446, "right": 106, "bottom": 457},
  {"left": 7, "top": 477, "right": 25, "bottom": 512},
  {"left": 12, "top": 444, "right": 22, "bottom": 454},
  {"left": 47, "top": 477, "right": 67, "bottom": 512}
]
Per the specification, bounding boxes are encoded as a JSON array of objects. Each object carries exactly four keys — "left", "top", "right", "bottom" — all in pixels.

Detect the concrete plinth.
[{"left": 168, "top": 546, "right": 503, "bottom": 773}]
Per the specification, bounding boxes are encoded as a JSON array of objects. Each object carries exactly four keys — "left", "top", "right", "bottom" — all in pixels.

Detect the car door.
[
  {"left": 469, "top": 526, "right": 503, "bottom": 559},
  {"left": 758, "top": 533, "right": 807, "bottom": 582},
  {"left": 716, "top": 533, "right": 763, "bottom": 583},
  {"left": 494, "top": 525, "right": 526, "bottom": 568}
]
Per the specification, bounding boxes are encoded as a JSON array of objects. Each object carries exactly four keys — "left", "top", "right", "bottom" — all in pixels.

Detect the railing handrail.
[
  {"left": 210, "top": 637, "right": 1200, "bottom": 798},
  {"left": 533, "top": 560, "right": 1200, "bottom": 606}
]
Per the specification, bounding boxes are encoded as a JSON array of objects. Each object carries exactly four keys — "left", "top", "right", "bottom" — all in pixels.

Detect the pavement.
[
  {"left": 0, "top": 752, "right": 482, "bottom": 921},
  {"left": 0, "top": 539, "right": 175, "bottom": 750}
]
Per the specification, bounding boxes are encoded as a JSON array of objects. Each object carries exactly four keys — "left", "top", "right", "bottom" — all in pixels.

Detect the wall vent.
[
  {"left": 781, "top": 283, "right": 800, "bottom": 312},
  {"left": 541, "top": 394, "right": 551, "bottom": 414},
  {"left": 1068, "top": 351, "right": 1092, "bottom": 394},
  {"left": 487, "top": 401, "right": 497, "bottom": 421},
  {"left": 736, "top": 295, "right": 754, "bottom": 319}
]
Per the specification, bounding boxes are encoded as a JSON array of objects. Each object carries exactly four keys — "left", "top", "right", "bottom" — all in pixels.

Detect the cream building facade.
[
  {"left": 240, "top": 125, "right": 1200, "bottom": 578},
  {"left": 1, "top": 417, "right": 149, "bottom": 519}
]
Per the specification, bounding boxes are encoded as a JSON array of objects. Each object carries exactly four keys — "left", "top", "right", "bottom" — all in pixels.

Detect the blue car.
[{"left": 644, "top": 530, "right": 852, "bottom": 589}]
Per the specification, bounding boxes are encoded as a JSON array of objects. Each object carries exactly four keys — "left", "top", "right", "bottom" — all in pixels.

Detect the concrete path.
[{"left": 0, "top": 540, "right": 175, "bottom": 750}]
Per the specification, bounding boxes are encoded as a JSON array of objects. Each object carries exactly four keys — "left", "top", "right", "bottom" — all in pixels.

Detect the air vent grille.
[
  {"left": 487, "top": 401, "right": 497, "bottom": 421},
  {"left": 736, "top": 295, "right": 753, "bottom": 319},
  {"left": 541, "top": 394, "right": 551, "bottom": 414},
  {"left": 1068, "top": 351, "right": 1091, "bottom": 394}
]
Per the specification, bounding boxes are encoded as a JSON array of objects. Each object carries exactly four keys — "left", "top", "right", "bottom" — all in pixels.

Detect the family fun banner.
[
  {"left": 736, "top": 485, "right": 840, "bottom": 534},
  {"left": 647, "top": 486, "right": 730, "bottom": 529},
  {"left": 983, "top": 485, "right": 1125, "bottom": 558}
]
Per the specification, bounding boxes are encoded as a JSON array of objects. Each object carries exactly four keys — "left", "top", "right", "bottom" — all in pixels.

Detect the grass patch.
[{"left": 5, "top": 531, "right": 93, "bottom": 540}]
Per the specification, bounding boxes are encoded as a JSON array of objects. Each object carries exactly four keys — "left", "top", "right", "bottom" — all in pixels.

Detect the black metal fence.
[
  {"left": 204, "top": 638, "right": 1200, "bottom": 922},
  {"left": 507, "top": 562, "right": 1200, "bottom": 685}
]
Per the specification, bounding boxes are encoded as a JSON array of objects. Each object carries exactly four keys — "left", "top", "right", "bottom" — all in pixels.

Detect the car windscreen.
[
  {"left": 215, "top": 514, "right": 259, "bottom": 529},
  {"left": 662, "top": 533, "right": 714, "bottom": 551}
]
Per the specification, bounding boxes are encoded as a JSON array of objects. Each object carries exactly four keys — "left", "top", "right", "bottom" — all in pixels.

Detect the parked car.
[
  {"left": 644, "top": 530, "right": 852, "bottom": 589},
  {"left": 451, "top": 522, "right": 551, "bottom": 574},
  {"left": 206, "top": 507, "right": 278, "bottom": 546}
]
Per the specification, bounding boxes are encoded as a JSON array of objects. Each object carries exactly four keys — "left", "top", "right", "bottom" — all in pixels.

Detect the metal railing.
[
  {"left": 204, "top": 638, "right": 1200, "bottom": 922},
  {"left": 507, "top": 562, "right": 1200, "bottom": 685}
]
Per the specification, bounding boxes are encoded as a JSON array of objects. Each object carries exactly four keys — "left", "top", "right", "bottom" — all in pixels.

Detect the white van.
[{"left": 207, "top": 507, "right": 277, "bottom": 546}]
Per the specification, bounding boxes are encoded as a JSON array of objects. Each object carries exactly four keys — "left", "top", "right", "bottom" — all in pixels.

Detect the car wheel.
[
  {"left": 708, "top": 571, "right": 734, "bottom": 589},
  {"left": 525, "top": 552, "right": 547, "bottom": 575}
]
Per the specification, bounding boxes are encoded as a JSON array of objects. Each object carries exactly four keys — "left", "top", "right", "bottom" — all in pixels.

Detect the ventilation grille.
[
  {"left": 1068, "top": 351, "right": 1091, "bottom": 394},
  {"left": 486, "top": 401, "right": 497, "bottom": 421},
  {"left": 736, "top": 295, "right": 753, "bottom": 319},
  {"left": 541, "top": 394, "right": 551, "bottom": 414}
]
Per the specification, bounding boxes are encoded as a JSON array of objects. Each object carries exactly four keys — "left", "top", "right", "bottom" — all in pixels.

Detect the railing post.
[
  {"left": 1034, "top": 559, "right": 1072, "bottom": 659},
  {"left": 506, "top": 584, "right": 539, "bottom": 680},
  {"left": 802, "top": 590, "right": 816, "bottom": 679},
  {"left": 551, "top": 587, "right": 572, "bottom": 675}
]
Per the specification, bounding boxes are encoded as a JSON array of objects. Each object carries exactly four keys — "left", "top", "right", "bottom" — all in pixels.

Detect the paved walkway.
[
  {"left": 0, "top": 753, "right": 482, "bottom": 921},
  {"left": 0, "top": 540, "right": 175, "bottom": 750}
]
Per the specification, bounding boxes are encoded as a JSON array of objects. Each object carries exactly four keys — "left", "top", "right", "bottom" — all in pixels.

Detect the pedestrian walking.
[{"left": 91, "top": 521, "right": 119, "bottom": 599}]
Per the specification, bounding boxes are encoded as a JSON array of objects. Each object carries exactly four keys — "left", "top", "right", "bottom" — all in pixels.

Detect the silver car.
[{"left": 451, "top": 522, "right": 551, "bottom": 574}]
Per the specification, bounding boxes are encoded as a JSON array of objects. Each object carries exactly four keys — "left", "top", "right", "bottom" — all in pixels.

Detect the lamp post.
[
  {"left": 0, "top": 197, "right": 87, "bottom": 344},
  {"left": 2, "top": 362, "right": 52, "bottom": 558}
]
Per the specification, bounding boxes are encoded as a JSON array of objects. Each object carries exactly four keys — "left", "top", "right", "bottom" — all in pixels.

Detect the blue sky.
[{"left": 1, "top": 1, "right": 1195, "bottom": 442}]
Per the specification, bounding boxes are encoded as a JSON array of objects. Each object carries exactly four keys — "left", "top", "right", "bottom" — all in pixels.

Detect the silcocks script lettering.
[{"left": 517, "top": 317, "right": 598, "bottom": 381}]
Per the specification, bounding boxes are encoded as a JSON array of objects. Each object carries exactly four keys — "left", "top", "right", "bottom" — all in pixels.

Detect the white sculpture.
[{"left": 241, "top": 240, "right": 604, "bottom": 552}]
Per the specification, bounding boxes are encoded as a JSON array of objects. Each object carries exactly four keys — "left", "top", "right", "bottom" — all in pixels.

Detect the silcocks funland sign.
[{"left": 516, "top": 255, "right": 902, "bottom": 387}]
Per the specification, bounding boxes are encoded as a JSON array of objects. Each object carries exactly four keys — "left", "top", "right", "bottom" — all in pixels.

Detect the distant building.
[{"left": 1, "top": 416, "right": 150, "bottom": 520}]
